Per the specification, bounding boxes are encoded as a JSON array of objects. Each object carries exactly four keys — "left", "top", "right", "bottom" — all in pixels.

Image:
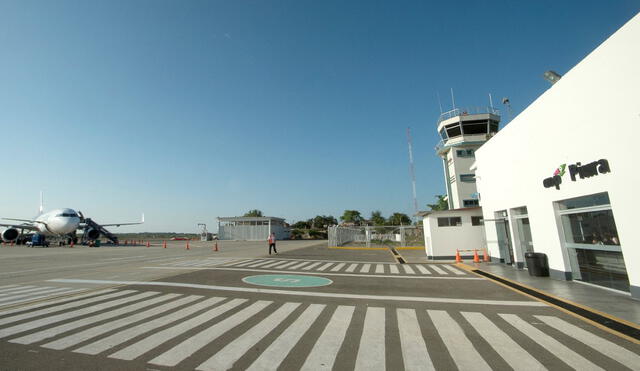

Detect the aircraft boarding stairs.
[{"left": 81, "top": 217, "right": 119, "bottom": 245}]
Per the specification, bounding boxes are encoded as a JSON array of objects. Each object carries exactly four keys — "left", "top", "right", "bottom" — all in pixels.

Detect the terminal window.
[
  {"left": 460, "top": 174, "right": 476, "bottom": 182},
  {"left": 456, "top": 149, "right": 475, "bottom": 157},
  {"left": 437, "top": 217, "right": 462, "bottom": 227},
  {"left": 471, "top": 216, "right": 484, "bottom": 226},
  {"left": 463, "top": 199, "right": 479, "bottom": 207}
]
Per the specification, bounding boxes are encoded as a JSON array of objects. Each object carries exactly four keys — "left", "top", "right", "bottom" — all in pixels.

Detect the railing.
[{"left": 437, "top": 107, "right": 500, "bottom": 124}]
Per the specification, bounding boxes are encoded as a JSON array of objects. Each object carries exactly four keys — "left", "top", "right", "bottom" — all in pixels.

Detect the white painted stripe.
[
  {"left": 288, "top": 261, "right": 310, "bottom": 270},
  {"left": 0, "top": 290, "right": 130, "bottom": 326},
  {"left": 272, "top": 261, "right": 298, "bottom": 269},
  {"left": 10, "top": 293, "right": 176, "bottom": 345},
  {"left": 148, "top": 300, "right": 271, "bottom": 367},
  {"left": 397, "top": 308, "right": 435, "bottom": 371},
  {"left": 75, "top": 297, "right": 225, "bottom": 355},
  {"left": 0, "top": 285, "right": 20, "bottom": 292},
  {"left": 0, "top": 287, "right": 65, "bottom": 303},
  {"left": 428, "top": 310, "right": 491, "bottom": 371},
  {"left": 224, "top": 260, "right": 252, "bottom": 267},
  {"left": 0, "top": 288, "right": 82, "bottom": 307},
  {"left": 535, "top": 315, "right": 640, "bottom": 370},
  {"left": 233, "top": 260, "right": 261, "bottom": 267},
  {"left": 110, "top": 298, "right": 247, "bottom": 361},
  {"left": 302, "top": 262, "right": 322, "bottom": 271},
  {"left": 360, "top": 264, "right": 371, "bottom": 273},
  {"left": 461, "top": 312, "right": 543, "bottom": 370},
  {"left": 402, "top": 265, "right": 416, "bottom": 275},
  {"left": 301, "top": 305, "right": 355, "bottom": 371},
  {"left": 247, "top": 304, "right": 325, "bottom": 371},
  {"left": 0, "top": 287, "right": 79, "bottom": 306},
  {"left": 345, "top": 263, "right": 358, "bottom": 272},
  {"left": 0, "top": 291, "right": 154, "bottom": 339},
  {"left": 330, "top": 263, "right": 346, "bottom": 272},
  {"left": 261, "top": 260, "right": 286, "bottom": 268},
  {"left": 143, "top": 266, "right": 483, "bottom": 280},
  {"left": 197, "top": 302, "right": 301, "bottom": 370},
  {"left": 49, "top": 279, "right": 546, "bottom": 307},
  {"left": 375, "top": 264, "right": 384, "bottom": 274},
  {"left": 443, "top": 265, "right": 466, "bottom": 275},
  {"left": 317, "top": 263, "right": 333, "bottom": 271},
  {"left": 415, "top": 265, "right": 431, "bottom": 275},
  {"left": 429, "top": 265, "right": 447, "bottom": 275},
  {"left": 248, "top": 260, "right": 273, "bottom": 268},
  {"left": 43, "top": 295, "right": 202, "bottom": 350},
  {"left": 355, "top": 307, "right": 385, "bottom": 371},
  {"left": 0, "top": 286, "right": 38, "bottom": 296},
  {"left": 389, "top": 265, "right": 400, "bottom": 274},
  {"left": 500, "top": 314, "right": 603, "bottom": 370}
]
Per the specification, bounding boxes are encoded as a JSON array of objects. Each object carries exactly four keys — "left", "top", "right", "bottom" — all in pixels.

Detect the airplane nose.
[{"left": 64, "top": 218, "right": 80, "bottom": 234}]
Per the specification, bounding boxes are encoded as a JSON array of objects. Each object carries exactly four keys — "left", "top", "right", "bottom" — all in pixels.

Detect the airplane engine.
[
  {"left": 85, "top": 228, "right": 100, "bottom": 240},
  {"left": 1, "top": 228, "right": 19, "bottom": 242}
]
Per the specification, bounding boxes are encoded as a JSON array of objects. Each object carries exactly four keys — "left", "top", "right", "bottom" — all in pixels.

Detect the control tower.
[{"left": 436, "top": 107, "right": 501, "bottom": 209}]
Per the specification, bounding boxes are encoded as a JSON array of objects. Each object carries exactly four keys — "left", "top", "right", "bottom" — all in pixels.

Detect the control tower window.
[
  {"left": 489, "top": 122, "right": 499, "bottom": 134},
  {"left": 445, "top": 123, "right": 461, "bottom": 138},
  {"left": 439, "top": 129, "right": 448, "bottom": 140},
  {"left": 461, "top": 120, "right": 489, "bottom": 135}
]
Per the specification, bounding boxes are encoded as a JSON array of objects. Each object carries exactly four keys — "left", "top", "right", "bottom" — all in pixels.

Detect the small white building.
[
  {"left": 217, "top": 216, "right": 290, "bottom": 241},
  {"left": 419, "top": 208, "right": 485, "bottom": 260},
  {"left": 474, "top": 14, "right": 640, "bottom": 298}
]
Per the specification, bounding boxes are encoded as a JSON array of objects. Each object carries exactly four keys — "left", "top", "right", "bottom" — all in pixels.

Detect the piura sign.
[{"left": 543, "top": 159, "right": 611, "bottom": 190}]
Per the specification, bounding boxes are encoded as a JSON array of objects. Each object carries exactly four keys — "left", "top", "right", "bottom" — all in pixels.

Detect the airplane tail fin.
[
  {"left": 39, "top": 191, "right": 44, "bottom": 214},
  {"left": 141, "top": 213, "right": 145, "bottom": 223}
]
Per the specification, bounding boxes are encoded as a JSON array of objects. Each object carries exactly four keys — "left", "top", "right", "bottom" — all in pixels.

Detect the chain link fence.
[{"left": 328, "top": 225, "right": 424, "bottom": 249}]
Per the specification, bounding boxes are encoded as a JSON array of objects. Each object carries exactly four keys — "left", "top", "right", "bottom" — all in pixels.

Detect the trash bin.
[{"left": 525, "top": 252, "right": 549, "bottom": 277}]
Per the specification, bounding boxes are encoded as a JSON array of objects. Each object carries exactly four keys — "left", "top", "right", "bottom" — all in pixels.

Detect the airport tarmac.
[{"left": 1, "top": 241, "right": 639, "bottom": 370}]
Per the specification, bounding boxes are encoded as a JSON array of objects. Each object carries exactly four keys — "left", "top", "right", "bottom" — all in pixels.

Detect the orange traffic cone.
[
  {"left": 473, "top": 249, "right": 480, "bottom": 263},
  {"left": 163, "top": 241, "right": 167, "bottom": 249},
  {"left": 455, "top": 250, "right": 462, "bottom": 263},
  {"left": 70, "top": 241, "right": 74, "bottom": 248},
  {"left": 213, "top": 242, "right": 218, "bottom": 252},
  {"left": 186, "top": 241, "right": 190, "bottom": 250},
  {"left": 146, "top": 241, "right": 150, "bottom": 248},
  {"left": 483, "top": 248, "right": 490, "bottom": 262}
]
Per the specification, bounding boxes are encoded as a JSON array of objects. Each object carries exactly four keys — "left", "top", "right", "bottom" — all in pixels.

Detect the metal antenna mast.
[{"left": 406, "top": 127, "right": 419, "bottom": 220}]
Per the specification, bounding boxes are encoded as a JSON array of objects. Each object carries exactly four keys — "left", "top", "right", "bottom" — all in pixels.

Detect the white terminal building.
[
  {"left": 423, "top": 13, "right": 640, "bottom": 299},
  {"left": 217, "top": 216, "right": 291, "bottom": 241}
]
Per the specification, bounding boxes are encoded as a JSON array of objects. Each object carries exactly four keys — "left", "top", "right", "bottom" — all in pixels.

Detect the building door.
[
  {"left": 495, "top": 217, "right": 514, "bottom": 265},
  {"left": 512, "top": 207, "right": 534, "bottom": 267}
]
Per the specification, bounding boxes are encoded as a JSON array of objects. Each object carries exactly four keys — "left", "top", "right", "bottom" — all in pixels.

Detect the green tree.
[
  {"left": 243, "top": 209, "right": 263, "bottom": 217},
  {"left": 340, "top": 210, "right": 363, "bottom": 225},
  {"left": 426, "top": 195, "right": 449, "bottom": 211},
  {"left": 292, "top": 220, "right": 310, "bottom": 229},
  {"left": 311, "top": 215, "right": 338, "bottom": 229},
  {"left": 370, "top": 210, "right": 386, "bottom": 226},
  {"left": 387, "top": 212, "right": 411, "bottom": 226}
]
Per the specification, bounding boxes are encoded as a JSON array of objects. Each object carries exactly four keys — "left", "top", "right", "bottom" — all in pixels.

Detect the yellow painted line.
[
  {"left": 458, "top": 263, "right": 640, "bottom": 344},
  {"left": 328, "top": 246, "right": 387, "bottom": 250}
]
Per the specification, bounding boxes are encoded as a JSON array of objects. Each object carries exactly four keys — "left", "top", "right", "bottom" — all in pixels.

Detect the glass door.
[{"left": 495, "top": 217, "right": 514, "bottom": 265}]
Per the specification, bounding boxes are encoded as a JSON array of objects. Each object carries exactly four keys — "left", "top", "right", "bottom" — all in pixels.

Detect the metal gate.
[{"left": 328, "top": 226, "right": 424, "bottom": 249}]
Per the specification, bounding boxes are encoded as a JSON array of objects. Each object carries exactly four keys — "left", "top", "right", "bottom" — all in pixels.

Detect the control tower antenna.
[{"left": 407, "top": 127, "right": 419, "bottom": 220}]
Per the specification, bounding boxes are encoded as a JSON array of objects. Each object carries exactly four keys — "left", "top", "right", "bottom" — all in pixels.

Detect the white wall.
[
  {"left": 423, "top": 209, "right": 485, "bottom": 258},
  {"left": 475, "top": 14, "right": 640, "bottom": 295}
]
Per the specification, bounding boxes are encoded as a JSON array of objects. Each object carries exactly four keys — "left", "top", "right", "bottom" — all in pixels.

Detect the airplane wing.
[
  {"left": 97, "top": 214, "right": 145, "bottom": 228},
  {"left": 0, "top": 223, "right": 40, "bottom": 231}
]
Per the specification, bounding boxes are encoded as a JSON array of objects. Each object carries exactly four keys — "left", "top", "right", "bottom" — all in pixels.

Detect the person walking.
[{"left": 268, "top": 232, "right": 277, "bottom": 255}]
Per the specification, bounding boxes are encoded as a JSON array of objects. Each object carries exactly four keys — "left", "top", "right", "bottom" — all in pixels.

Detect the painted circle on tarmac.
[{"left": 242, "top": 274, "right": 333, "bottom": 288}]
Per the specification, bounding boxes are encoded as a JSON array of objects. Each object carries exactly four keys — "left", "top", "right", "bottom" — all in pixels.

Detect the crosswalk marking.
[
  {"left": 197, "top": 302, "right": 301, "bottom": 370},
  {"left": 345, "top": 263, "right": 358, "bottom": 272},
  {"left": 148, "top": 300, "right": 271, "bottom": 367},
  {"left": 246, "top": 304, "right": 325, "bottom": 371},
  {"left": 302, "top": 262, "right": 322, "bottom": 271},
  {"left": 10, "top": 293, "right": 178, "bottom": 345},
  {"left": 415, "top": 265, "right": 431, "bottom": 275},
  {"left": 535, "top": 315, "right": 640, "bottom": 370},
  {"left": 375, "top": 264, "right": 384, "bottom": 274},
  {"left": 461, "top": 312, "right": 543, "bottom": 370},
  {"left": 402, "top": 265, "right": 416, "bottom": 274},
  {"left": 223, "top": 260, "right": 250, "bottom": 267},
  {"left": 273, "top": 261, "right": 298, "bottom": 269},
  {"left": 262, "top": 260, "right": 286, "bottom": 268},
  {"left": 0, "top": 285, "right": 20, "bottom": 292},
  {"left": 288, "top": 261, "right": 310, "bottom": 270},
  {"left": 443, "top": 265, "right": 465, "bottom": 275},
  {"left": 330, "top": 263, "right": 346, "bottom": 272},
  {"left": 0, "top": 287, "right": 67, "bottom": 302},
  {"left": 317, "top": 263, "right": 333, "bottom": 271},
  {"left": 0, "top": 290, "right": 141, "bottom": 330},
  {"left": 0, "top": 289, "right": 117, "bottom": 318},
  {"left": 390, "top": 265, "right": 400, "bottom": 274},
  {"left": 111, "top": 298, "right": 247, "bottom": 361},
  {"left": 428, "top": 310, "right": 491, "bottom": 371},
  {"left": 355, "top": 307, "right": 385, "bottom": 371},
  {"left": 360, "top": 264, "right": 371, "bottom": 273},
  {"left": 42, "top": 295, "right": 202, "bottom": 350},
  {"left": 0, "top": 287, "right": 81, "bottom": 306},
  {"left": 429, "top": 265, "right": 447, "bottom": 275},
  {"left": 500, "top": 313, "right": 603, "bottom": 370},
  {"left": 75, "top": 296, "right": 225, "bottom": 355},
  {"left": 248, "top": 260, "right": 273, "bottom": 268},
  {"left": 301, "top": 305, "right": 355, "bottom": 371},
  {"left": 397, "top": 308, "right": 435, "bottom": 371},
  {"left": 0, "top": 286, "right": 38, "bottom": 296},
  {"left": 235, "top": 260, "right": 264, "bottom": 267}
]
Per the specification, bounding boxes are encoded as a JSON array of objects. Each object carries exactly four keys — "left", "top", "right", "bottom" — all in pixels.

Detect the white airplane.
[{"left": 0, "top": 194, "right": 143, "bottom": 245}]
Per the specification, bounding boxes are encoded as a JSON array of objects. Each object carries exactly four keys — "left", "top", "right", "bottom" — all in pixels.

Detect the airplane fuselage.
[{"left": 33, "top": 208, "right": 81, "bottom": 236}]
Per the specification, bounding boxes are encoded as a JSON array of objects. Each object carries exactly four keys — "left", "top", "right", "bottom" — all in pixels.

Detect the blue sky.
[{"left": 0, "top": 1, "right": 637, "bottom": 232}]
